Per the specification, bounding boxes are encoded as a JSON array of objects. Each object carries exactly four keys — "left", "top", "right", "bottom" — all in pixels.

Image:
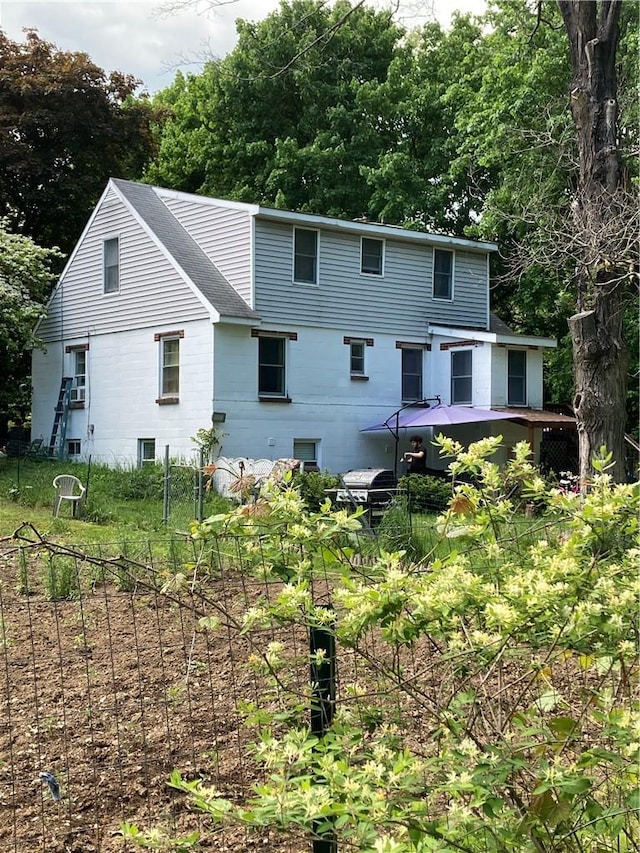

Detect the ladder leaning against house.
[{"left": 48, "top": 377, "right": 73, "bottom": 459}]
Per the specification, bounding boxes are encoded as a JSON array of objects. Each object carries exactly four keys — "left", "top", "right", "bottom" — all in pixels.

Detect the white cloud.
[{"left": 0, "top": 0, "right": 485, "bottom": 93}]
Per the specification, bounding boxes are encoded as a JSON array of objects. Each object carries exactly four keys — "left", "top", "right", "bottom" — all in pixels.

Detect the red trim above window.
[
  {"left": 344, "top": 336, "right": 374, "bottom": 346},
  {"left": 154, "top": 330, "right": 184, "bottom": 341},
  {"left": 251, "top": 329, "right": 298, "bottom": 340},
  {"left": 440, "top": 340, "right": 477, "bottom": 350},
  {"left": 395, "top": 341, "right": 431, "bottom": 351}
]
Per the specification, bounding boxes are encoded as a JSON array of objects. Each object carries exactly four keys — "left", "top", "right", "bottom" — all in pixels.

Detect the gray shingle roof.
[
  {"left": 489, "top": 312, "right": 514, "bottom": 335},
  {"left": 111, "top": 179, "right": 258, "bottom": 322}
]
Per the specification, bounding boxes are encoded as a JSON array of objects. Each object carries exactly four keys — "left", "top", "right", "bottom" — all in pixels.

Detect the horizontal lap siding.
[
  {"left": 430, "top": 250, "right": 487, "bottom": 327},
  {"left": 38, "top": 192, "right": 209, "bottom": 343},
  {"left": 162, "top": 197, "right": 253, "bottom": 306},
  {"left": 254, "top": 221, "right": 489, "bottom": 334}
]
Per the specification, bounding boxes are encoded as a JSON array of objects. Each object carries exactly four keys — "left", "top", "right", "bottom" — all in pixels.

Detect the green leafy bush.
[
  {"left": 397, "top": 473, "right": 453, "bottom": 513},
  {"left": 123, "top": 439, "right": 640, "bottom": 853},
  {"left": 292, "top": 469, "right": 342, "bottom": 511}
]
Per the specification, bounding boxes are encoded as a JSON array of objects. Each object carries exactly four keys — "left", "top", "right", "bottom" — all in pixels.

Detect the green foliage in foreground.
[{"left": 123, "top": 438, "right": 639, "bottom": 853}]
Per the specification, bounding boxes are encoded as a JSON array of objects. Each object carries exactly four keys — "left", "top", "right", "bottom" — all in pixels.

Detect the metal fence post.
[
  {"left": 310, "top": 608, "right": 337, "bottom": 853},
  {"left": 162, "top": 444, "right": 170, "bottom": 525},
  {"left": 197, "top": 447, "right": 204, "bottom": 522}
]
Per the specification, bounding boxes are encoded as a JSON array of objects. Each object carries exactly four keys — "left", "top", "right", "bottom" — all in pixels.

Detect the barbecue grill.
[{"left": 334, "top": 468, "right": 398, "bottom": 512}]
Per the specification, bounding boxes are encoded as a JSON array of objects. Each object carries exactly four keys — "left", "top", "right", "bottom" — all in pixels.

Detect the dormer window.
[
  {"left": 361, "top": 237, "right": 384, "bottom": 275},
  {"left": 293, "top": 228, "right": 318, "bottom": 284},
  {"left": 103, "top": 237, "right": 120, "bottom": 293},
  {"left": 433, "top": 248, "right": 453, "bottom": 300}
]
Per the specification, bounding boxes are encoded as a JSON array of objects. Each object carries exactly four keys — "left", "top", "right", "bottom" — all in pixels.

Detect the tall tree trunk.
[{"left": 557, "top": 0, "right": 629, "bottom": 483}]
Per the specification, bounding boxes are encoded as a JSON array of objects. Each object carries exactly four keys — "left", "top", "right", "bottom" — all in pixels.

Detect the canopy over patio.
[
  {"left": 362, "top": 403, "right": 518, "bottom": 476},
  {"left": 361, "top": 402, "right": 575, "bottom": 477},
  {"left": 361, "top": 404, "right": 516, "bottom": 435}
]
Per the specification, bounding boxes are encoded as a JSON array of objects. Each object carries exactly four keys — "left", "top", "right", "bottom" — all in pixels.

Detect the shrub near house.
[{"left": 125, "top": 439, "right": 640, "bottom": 853}]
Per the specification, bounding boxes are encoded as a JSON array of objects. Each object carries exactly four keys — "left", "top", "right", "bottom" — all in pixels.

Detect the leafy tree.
[
  {"left": 0, "top": 30, "right": 161, "bottom": 255},
  {"left": 363, "top": 15, "right": 492, "bottom": 235},
  {"left": 556, "top": 0, "right": 637, "bottom": 483},
  {"left": 443, "top": 1, "right": 638, "bottom": 464},
  {"left": 146, "top": 0, "right": 406, "bottom": 217},
  {"left": 0, "top": 222, "right": 61, "bottom": 441}
]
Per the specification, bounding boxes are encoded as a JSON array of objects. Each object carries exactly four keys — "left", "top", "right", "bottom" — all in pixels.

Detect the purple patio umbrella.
[
  {"left": 361, "top": 404, "right": 515, "bottom": 432},
  {"left": 361, "top": 403, "right": 516, "bottom": 476}
]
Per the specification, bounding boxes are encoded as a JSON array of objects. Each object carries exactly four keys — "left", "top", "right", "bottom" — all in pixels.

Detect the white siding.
[
  {"left": 211, "top": 325, "right": 424, "bottom": 472},
  {"left": 32, "top": 320, "right": 214, "bottom": 465},
  {"left": 491, "top": 346, "right": 545, "bottom": 409},
  {"left": 254, "top": 220, "right": 489, "bottom": 334},
  {"left": 162, "top": 197, "right": 254, "bottom": 306},
  {"left": 38, "top": 190, "right": 210, "bottom": 343},
  {"left": 207, "top": 325, "right": 534, "bottom": 473},
  {"left": 426, "top": 337, "right": 492, "bottom": 407}
]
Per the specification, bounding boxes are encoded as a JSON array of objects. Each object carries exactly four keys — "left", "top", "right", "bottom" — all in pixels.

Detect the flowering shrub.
[{"left": 124, "top": 442, "right": 639, "bottom": 853}]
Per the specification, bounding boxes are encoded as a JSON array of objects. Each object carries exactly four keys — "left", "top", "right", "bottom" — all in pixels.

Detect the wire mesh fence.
[
  {"left": 0, "top": 531, "right": 320, "bottom": 852},
  {"left": 1, "top": 524, "right": 424, "bottom": 853},
  {"left": 0, "top": 473, "right": 591, "bottom": 853}
]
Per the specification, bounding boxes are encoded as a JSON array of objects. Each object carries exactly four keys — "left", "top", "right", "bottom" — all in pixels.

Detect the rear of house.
[{"left": 31, "top": 179, "right": 559, "bottom": 474}]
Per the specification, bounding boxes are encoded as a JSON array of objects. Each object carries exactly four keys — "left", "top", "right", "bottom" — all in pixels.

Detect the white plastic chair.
[{"left": 53, "top": 474, "right": 86, "bottom": 518}]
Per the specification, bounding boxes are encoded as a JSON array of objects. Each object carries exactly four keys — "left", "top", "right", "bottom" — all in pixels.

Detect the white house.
[{"left": 31, "top": 178, "right": 570, "bottom": 474}]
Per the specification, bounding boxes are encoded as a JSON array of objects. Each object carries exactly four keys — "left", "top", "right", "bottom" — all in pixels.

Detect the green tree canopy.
[
  {"left": 0, "top": 222, "right": 61, "bottom": 431},
  {"left": 146, "top": 0, "right": 407, "bottom": 217},
  {"left": 0, "top": 29, "right": 161, "bottom": 255}
]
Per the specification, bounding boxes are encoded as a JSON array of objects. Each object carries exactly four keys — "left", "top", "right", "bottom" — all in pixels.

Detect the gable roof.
[{"left": 111, "top": 178, "right": 259, "bottom": 323}]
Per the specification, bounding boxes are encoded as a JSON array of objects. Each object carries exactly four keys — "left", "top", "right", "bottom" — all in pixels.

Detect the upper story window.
[
  {"left": 508, "top": 350, "right": 527, "bottom": 406},
  {"left": 154, "top": 330, "right": 183, "bottom": 403},
  {"left": 361, "top": 237, "right": 384, "bottom": 276},
  {"left": 402, "top": 347, "right": 423, "bottom": 402},
  {"left": 259, "top": 335, "right": 286, "bottom": 397},
  {"left": 71, "top": 349, "right": 86, "bottom": 403},
  {"left": 293, "top": 227, "right": 318, "bottom": 284},
  {"left": 103, "top": 237, "right": 120, "bottom": 293},
  {"left": 350, "top": 341, "right": 365, "bottom": 375},
  {"left": 433, "top": 248, "right": 453, "bottom": 300},
  {"left": 451, "top": 349, "right": 472, "bottom": 404},
  {"left": 161, "top": 338, "right": 180, "bottom": 397}
]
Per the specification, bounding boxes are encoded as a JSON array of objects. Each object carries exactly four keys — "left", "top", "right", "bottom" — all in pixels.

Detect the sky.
[{"left": 0, "top": 0, "right": 486, "bottom": 94}]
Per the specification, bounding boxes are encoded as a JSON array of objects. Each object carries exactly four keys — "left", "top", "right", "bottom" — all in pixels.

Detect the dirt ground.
[{"left": 0, "top": 540, "right": 306, "bottom": 853}]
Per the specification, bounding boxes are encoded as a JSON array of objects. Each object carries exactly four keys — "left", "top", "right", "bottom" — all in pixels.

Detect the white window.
[
  {"left": 361, "top": 237, "right": 383, "bottom": 275},
  {"left": 161, "top": 337, "right": 180, "bottom": 397},
  {"left": 508, "top": 350, "right": 527, "bottom": 405},
  {"left": 402, "top": 348, "right": 423, "bottom": 402},
  {"left": 294, "top": 439, "right": 318, "bottom": 469},
  {"left": 293, "top": 228, "right": 318, "bottom": 284},
  {"left": 451, "top": 350, "right": 472, "bottom": 404},
  {"left": 67, "top": 439, "right": 81, "bottom": 456},
  {"left": 104, "top": 237, "right": 119, "bottom": 293},
  {"left": 70, "top": 350, "right": 86, "bottom": 402},
  {"left": 138, "top": 438, "right": 156, "bottom": 467},
  {"left": 350, "top": 341, "right": 365, "bottom": 376},
  {"left": 433, "top": 248, "right": 453, "bottom": 300},
  {"left": 259, "top": 336, "right": 286, "bottom": 397}
]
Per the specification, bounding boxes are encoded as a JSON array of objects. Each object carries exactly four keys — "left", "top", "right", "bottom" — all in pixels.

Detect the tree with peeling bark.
[{"left": 555, "top": 0, "right": 635, "bottom": 484}]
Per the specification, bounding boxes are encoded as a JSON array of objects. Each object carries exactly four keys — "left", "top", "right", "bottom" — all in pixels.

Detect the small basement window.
[{"left": 138, "top": 438, "right": 156, "bottom": 467}]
